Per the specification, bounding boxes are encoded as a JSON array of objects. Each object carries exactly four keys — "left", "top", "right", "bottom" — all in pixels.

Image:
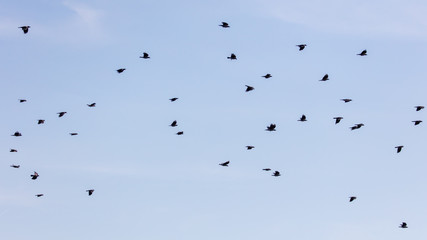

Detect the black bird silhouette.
[
  {"left": 12, "top": 131, "right": 22, "bottom": 137},
  {"left": 266, "top": 124, "right": 276, "bottom": 131},
  {"left": 349, "top": 196, "right": 357, "bottom": 202},
  {"left": 272, "top": 171, "right": 281, "bottom": 177},
  {"left": 87, "top": 103, "right": 96, "bottom": 107},
  {"left": 341, "top": 99, "right": 352, "bottom": 103},
  {"left": 219, "top": 161, "right": 230, "bottom": 167},
  {"left": 399, "top": 222, "right": 408, "bottom": 228},
  {"left": 10, "top": 149, "right": 17, "bottom": 152},
  {"left": 176, "top": 131, "right": 184, "bottom": 135},
  {"left": 117, "top": 68, "right": 126, "bottom": 73},
  {"left": 246, "top": 146, "right": 255, "bottom": 150},
  {"left": 319, "top": 74, "right": 329, "bottom": 81},
  {"left": 227, "top": 53, "right": 237, "bottom": 60},
  {"left": 19, "top": 26, "right": 30, "bottom": 34},
  {"left": 357, "top": 50, "right": 367, "bottom": 56},
  {"left": 37, "top": 119, "right": 45, "bottom": 124},
  {"left": 31, "top": 172, "right": 39, "bottom": 180},
  {"left": 140, "top": 52, "right": 150, "bottom": 59},
  {"left": 10, "top": 165, "right": 20, "bottom": 168},
  {"left": 87, "top": 189, "right": 95, "bottom": 196},
  {"left": 35, "top": 194, "right": 44, "bottom": 197},
  {"left": 415, "top": 106, "right": 424, "bottom": 111},
  {"left": 298, "top": 114, "right": 307, "bottom": 122},
  {"left": 333, "top": 117, "right": 343, "bottom": 124},
  {"left": 19, "top": 99, "right": 27, "bottom": 103},
  {"left": 350, "top": 123, "right": 364, "bottom": 130},
  {"left": 262, "top": 168, "right": 271, "bottom": 171},
  {"left": 245, "top": 85, "right": 254, "bottom": 92},
  {"left": 170, "top": 120, "right": 178, "bottom": 127},
  {"left": 69, "top": 133, "right": 78, "bottom": 136},
  {"left": 219, "top": 22, "right": 230, "bottom": 28},
  {"left": 169, "top": 97, "right": 178, "bottom": 102},
  {"left": 413, "top": 120, "right": 422, "bottom": 125},
  {"left": 296, "top": 44, "right": 307, "bottom": 51},
  {"left": 57, "top": 112, "right": 67, "bottom": 117},
  {"left": 262, "top": 74, "right": 272, "bottom": 79},
  {"left": 395, "top": 145, "right": 404, "bottom": 153}
]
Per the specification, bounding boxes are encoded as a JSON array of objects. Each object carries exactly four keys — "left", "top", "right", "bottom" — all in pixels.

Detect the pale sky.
[{"left": 1, "top": 1, "right": 427, "bottom": 239}]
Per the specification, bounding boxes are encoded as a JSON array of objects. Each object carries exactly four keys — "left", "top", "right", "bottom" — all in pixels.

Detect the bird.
[
  {"left": 245, "top": 85, "right": 254, "bottom": 92},
  {"left": 350, "top": 123, "right": 364, "bottom": 130},
  {"left": 219, "top": 161, "right": 230, "bottom": 167},
  {"left": 10, "top": 149, "right": 17, "bottom": 152},
  {"left": 415, "top": 106, "right": 424, "bottom": 111},
  {"left": 10, "top": 165, "right": 20, "bottom": 168},
  {"left": 12, "top": 131, "right": 22, "bottom": 137},
  {"left": 357, "top": 50, "right": 367, "bottom": 56},
  {"left": 169, "top": 97, "right": 178, "bottom": 102},
  {"left": 170, "top": 120, "right": 178, "bottom": 127},
  {"left": 266, "top": 124, "right": 276, "bottom": 131},
  {"left": 86, "top": 189, "right": 95, "bottom": 196},
  {"left": 296, "top": 44, "right": 307, "bottom": 51},
  {"left": 140, "top": 52, "right": 150, "bottom": 59},
  {"left": 176, "top": 131, "right": 184, "bottom": 135},
  {"left": 413, "top": 120, "right": 422, "bottom": 125},
  {"left": 219, "top": 22, "right": 230, "bottom": 28},
  {"left": 333, "top": 117, "right": 343, "bottom": 124},
  {"left": 31, "top": 172, "right": 39, "bottom": 180},
  {"left": 35, "top": 194, "right": 44, "bottom": 197},
  {"left": 19, "top": 99, "right": 27, "bottom": 103},
  {"left": 399, "top": 222, "right": 408, "bottom": 228},
  {"left": 341, "top": 99, "right": 352, "bottom": 103},
  {"left": 69, "top": 133, "right": 78, "bottom": 136},
  {"left": 117, "top": 68, "right": 126, "bottom": 73},
  {"left": 319, "top": 74, "right": 329, "bottom": 81},
  {"left": 349, "top": 196, "right": 357, "bottom": 202},
  {"left": 395, "top": 145, "right": 404, "bottom": 153},
  {"left": 57, "top": 112, "right": 67, "bottom": 117},
  {"left": 37, "top": 119, "right": 45, "bottom": 124},
  {"left": 87, "top": 103, "right": 96, "bottom": 107},
  {"left": 262, "top": 168, "right": 271, "bottom": 171},
  {"left": 298, "top": 114, "right": 307, "bottom": 122},
  {"left": 19, "top": 26, "right": 30, "bottom": 34},
  {"left": 272, "top": 171, "right": 281, "bottom": 177},
  {"left": 262, "top": 74, "right": 272, "bottom": 79},
  {"left": 227, "top": 53, "right": 237, "bottom": 60},
  {"left": 246, "top": 146, "right": 255, "bottom": 150}
]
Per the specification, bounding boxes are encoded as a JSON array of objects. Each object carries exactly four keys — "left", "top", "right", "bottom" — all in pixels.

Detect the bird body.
[
  {"left": 19, "top": 99, "right": 27, "bottom": 103},
  {"left": 140, "top": 52, "right": 150, "bottom": 59},
  {"left": 320, "top": 74, "right": 329, "bottom": 81},
  {"left": 357, "top": 50, "right": 367, "bottom": 56},
  {"left": 69, "top": 133, "right": 78, "bottom": 136},
  {"left": 246, "top": 146, "right": 255, "bottom": 150},
  {"left": 35, "top": 194, "right": 44, "bottom": 197},
  {"left": 169, "top": 97, "right": 178, "bottom": 102},
  {"left": 170, "top": 120, "right": 177, "bottom": 127},
  {"left": 296, "top": 44, "right": 307, "bottom": 51},
  {"left": 298, "top": 114, "right": 307, "bottom": 122},
  {"left": 19, "top": 26, "right": 30, "bottom": 34},
  {"left": 227, "top": 53, "right": 237, "bottom": 60},
  {"left": 219, "top": 161, "right": 230, "bottom": 167},
  {"left": 57, "top": 112, "right": 67, "bottom": 117},
  {"left": 341, "top": 99, "right": 352, "bottom": 103},
  {"left": 400, "top": 222, "right": 408, "bottom": 228},
  {"left": 12, "top": 131, "right": 22, "bottom": 137},
  {"left": 10, "top": 165, "right": 20, "bottom": 168},
  {"left": 87, "top": 189, "right": 95, "bottom": 196},
  {"left": 176, "top": 131, "right": 184, "bottom": 135},
  {"left": 272, "top": 171, "right": 281, "bottom": 177},
  {"left": 395, "top": 145, "right": 404, "bottom": 153},
  {"left": 87, "top": 103, "right": 96, "bottom": 107},
  {"left": 415, "top": 106, "right": 424, "bottom": 111},
  {"left": 219, "top": 22, "right": 230, "bottom": 28},
  {"left": 350, "top": 123, "right": 364, "bottom": 130},
  {"left": 413, "top": 120, "right": 422, "bottom": 125},
  {"left": 245, "top": 85, "right": 254, "bottom": 92},
  {"left": 38, "top": 119, "right": 45, "bottom": 124},
  {"left": 262, "top": 168, "right": 271, "bottom": 171},
  {"left": 349, "top": 196, "right": 357, "bottom": 202},
  {"left": 262, "top": 74, "right": 272, "bottom": 79},
  {"left": 333, "top": 117, "right": 343, "bottom": 124},
  {"left": 117, "top": 68, "right": 126, "bottom": 73},
  {"left": 10, "top": 149, "right": 17, "bottom": 152},
  {"left": 266, "top": 124, "right": 276, "bottom": 131},
  {"left": 31, "top": 172, "right": 39, "bottom": 180}
]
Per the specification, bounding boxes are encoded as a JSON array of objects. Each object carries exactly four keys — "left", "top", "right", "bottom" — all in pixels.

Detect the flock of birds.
[{"left": 14, "top": 23, "right": 423, "bottom": 230}]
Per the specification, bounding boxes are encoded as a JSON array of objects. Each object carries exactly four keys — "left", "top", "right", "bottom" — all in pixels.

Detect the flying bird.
[
  {"left": 272, "top": 171, "right": 281, "bottom": 177},
  {"left": 298, "top": 114, "right": 307, "bottom": 122},
  {"left": 266, "top": 124, "right": 276, "bottom": 131},
  {"left": 399, "top": 222, "right": 408, "bottom": 228},
  {"left": 38, "top": 119, "right": 45, "bottom": 124},
  {"left": 262, "top": 74, "right": 272, "bottom": 79},
  {"left": 395, "top": 145, "right": 404, "bottom": 153},
  {"left": 219, "top": 161, "right": 230, "bottom": 167},
  {"left": 357, "top": 50, "right": 367, "bottom": 56},
  {"left": 69, "top": 133, "right": 78, "bottom": 136},
  {"left": 86, "top": 189, "right": 95, "bottom": 196},
  {"left": 333, "top": 117, "right": 343, "bottom": 124},
  {"left": 19, "top": 99, "right": 27, "bottom": 103},
  {"left": 262, "top": 168, "right": 271, "bottom": 171},
  {"left": 19, "top": 26, "right": 30, "bottom": 34},
  {"left": 10, "top": 165, "right": 20, "bottom": 168},
  {"left": 170, "top": 120, "right": 178, "bottom": 127},
  {"left": 87, "top": 103, "right": 96, "bottom": 107},
  {"left": 350, "top": 123, "right": 364, "bottom": 130},
  {"left": 415, "top": 106, "right": 424, "bottom": 111},
  {"left": 341, "top": 99, "right": 352, "bottom": 103},
  {"left": 31, "top": 172, "right": 39, "bottom": 180},
  {"left": 169, "top": 97, "right": 178, "bottom": 102},
  {"left": 296, "top": 44, "right": 307, "bottom": 51},
  {"left": 227, "top": 53, "right": 237, "bottom": 60},
  {"left": 319, "top": 74, "right": 329, "bottom": 81},
  {"left": 117, "top": 68, "right": 126, "bottom": 73},
  {"left": 12, "top": 131, "right": 22, "bottom": 137},
  {"left": 57, "top": 112, "right": 67, "bottom": 117},
  {"left": 35, "top": 194, "right": 44, "bottom": 197},
  {"left": 219, "top": 22, "right": 230, "bottom": 28},
  {"left": 140, "top": 52, "right": 150, "bottom": 59},
  {"left": 245, "top": 85, "right": 254, "bottom": 92},
  {"left": 246, "top": 146, "right": 255, "bottom": 150},
  {"left": 413, "top": 120, "right": 422, "bottom": 125},
  {"left": 349, "top": 196, "right": 357, "bottom": 202},
  {"left": 10, "top": 149, "right": 17, "bottom": 152},
  {"left": 176, "top": 131, "right": 184, "bottom": 135}
]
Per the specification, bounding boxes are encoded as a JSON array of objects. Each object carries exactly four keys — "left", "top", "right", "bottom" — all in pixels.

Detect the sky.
[{"left": 1, "top": 0, "right": 427, "bottom": 239}]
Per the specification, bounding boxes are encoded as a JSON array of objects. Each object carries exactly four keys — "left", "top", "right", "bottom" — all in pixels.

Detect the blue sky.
[{"left": 1, "top": 0, "right": 427, "bottom": 239}]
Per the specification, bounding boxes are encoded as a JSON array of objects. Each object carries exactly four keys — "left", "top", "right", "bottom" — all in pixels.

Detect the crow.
[
  {"left": 10, "top": 149, "right": 17, "bottom": 152},
  {"left": 245, "top": 85, "right": 254, "bottom": 92},
  {"left": 399, "top": 222, "right": 408, "bottom": 228},
  {"left": 170, "top": 120, "right": 178, "bottom": 127},
  {"left": 272, "top": 171, "right": 281, "bottom": 177},
  {"left": 357, "top": 50, "right": 367, "bottom": 56},
  {"left": 87, "top": 103, "right": 96, "bottom": 107},
  {"left": 246, "top": 146, "right": 255, "bottom": 150},
  {"left": 176, "top": 131, "right": 184, "bottom": 135},
  {"left": 169, "top": 97, "right": 178, "bottom": 102},
  {"left": 38, "top": 119, "right": 45, "bottom": 124},
  {"left": 298, "top": 114, "right": 307, "bottom": 122},
  {"left": 333, "top": 117, "right": 343, "bottom": 124},
  {"left": 262, "top": 168, "right": 271, "bottom": 171},
  {"left": 395, "top": 146, "right": 404, "bottom": 153},
  {"left": 69, "top": 133, "right": 78, "bottom": 136},
  {"left": 219, "top": 161, "right": 230, "bottom": 167},
  {"left": 341, "top": 99, "right": 352, "bottom": 103},
  {"left": 413, "top": 120, "right": 422, "bottom": 125},
  {"left": 19, "top": 26, "right": 30, "bottom": 34},
  {"left": 262, "top": 74, "right": 272, "bottom": 79},
  {"left": 86, "top": 189, "right": 95, "bottom": 196},
  {"left": 296, "top": 44, "right": 307, "bottom": 51},
  {"left": 19, "top": 99, "right": 27, "bottom": 103},
  {"left": 415, "top": 106, "right": 424, "bottom": 111},
  {"left": 219, "top": 22, "right": 230, "bottom": 28},
  {"left": 350, "top": 123, "right": 364, "bottom": 130},
  {"left": 349, "top": 196, "right": 357, "bottom": 202},
  {"left": 35, "top": 194, "right": 44, "bottom": 197},
  {"left": 12, "top": 131, "right": 22, "bottom": 137},
  {"left": 227, "top": 53, "right": 237, "bottom": 60},
  {"left": 319, "top": 74, "right": 329, "bottom": 81},
  {"left": 31, "top": 172, "right": 39, "bottom": 180},
  {"left": 57, "top": 112, "right": 67, "bottom": 117},
  {"left": 266, "top": 124, "right": 276, "bottom": 131},
  {"left": 117, "top": 68, "right": 126, "bottom": 73},
  {"left": 140, "top": 52, "right": 150, "bottom": 59},
  {"left": 10, "top": 165, "right": 20, "bottom": 168}
]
